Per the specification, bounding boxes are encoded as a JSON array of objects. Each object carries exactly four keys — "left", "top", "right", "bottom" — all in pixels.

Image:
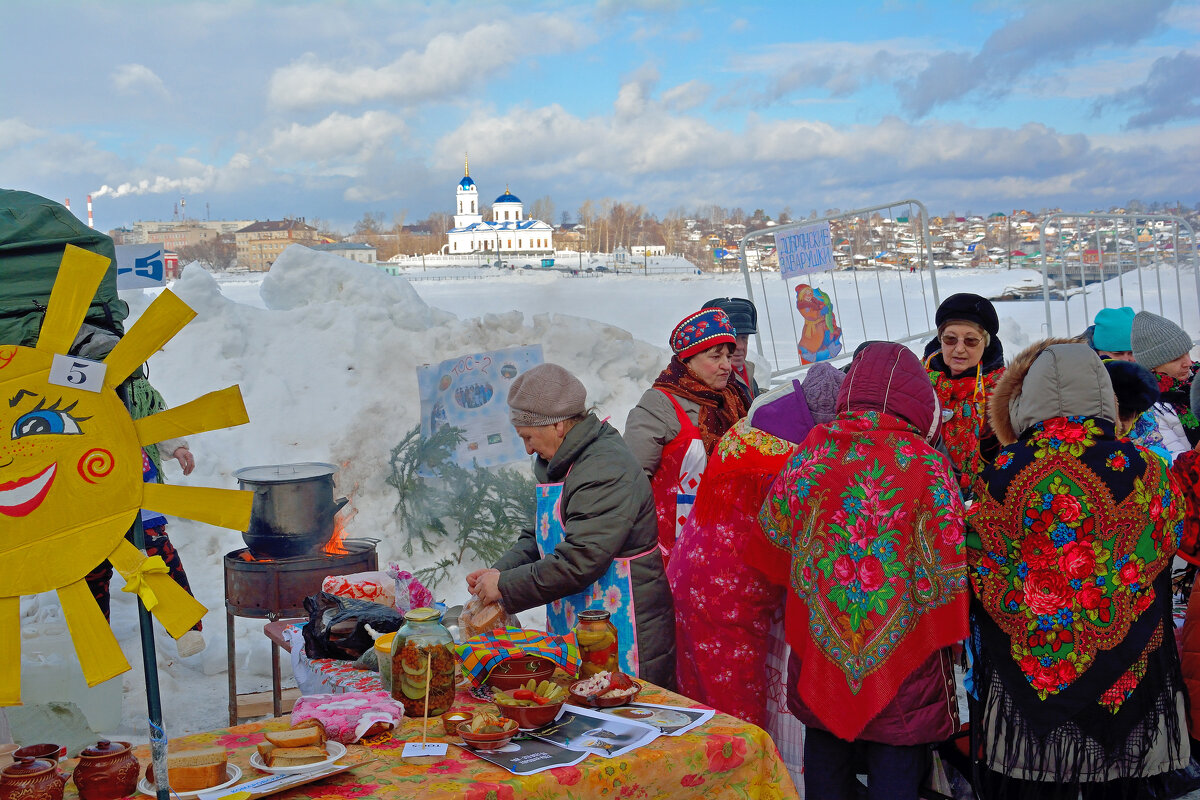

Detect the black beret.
[{"left": 935, "top": 293, "right": 999, "bottom": 337}]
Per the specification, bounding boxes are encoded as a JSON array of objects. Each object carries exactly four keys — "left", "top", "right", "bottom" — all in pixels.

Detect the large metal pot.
[{"left": 233, "top": 463, "right": 349, "bottom": 558}]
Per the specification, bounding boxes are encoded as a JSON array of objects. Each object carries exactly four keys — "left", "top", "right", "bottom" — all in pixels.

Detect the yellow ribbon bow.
[{"left": 120, "top": 555, "right": 170, "bottom": 611}]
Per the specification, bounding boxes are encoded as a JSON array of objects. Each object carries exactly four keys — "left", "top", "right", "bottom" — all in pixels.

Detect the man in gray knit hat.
[
  {"left": 466, "top": 363, "right": 676, "bottom": 687},
  {"left": 1131, "top": 311, "right": 1199, "bottom": 460}
]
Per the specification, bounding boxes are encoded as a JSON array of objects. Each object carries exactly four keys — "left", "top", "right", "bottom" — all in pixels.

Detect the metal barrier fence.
[
  {"left": 738, "top": 200, "right": 942, "bottom": 382},
  {"left": 1038, "top": 213, "right": 1199, "bottom": 340}
]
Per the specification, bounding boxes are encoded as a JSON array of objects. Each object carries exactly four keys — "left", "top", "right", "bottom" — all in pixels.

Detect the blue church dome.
[
  {"left": 494, "top": 191, "right": 521, "bottom": 204},
  {"left": 459, "top": 176, "right": 476, "bottom": 189}
]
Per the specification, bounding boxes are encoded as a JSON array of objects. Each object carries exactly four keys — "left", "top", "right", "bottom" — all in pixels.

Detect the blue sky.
[{"left": 3, "top": 0, "right": 1198, "bottom": 232}]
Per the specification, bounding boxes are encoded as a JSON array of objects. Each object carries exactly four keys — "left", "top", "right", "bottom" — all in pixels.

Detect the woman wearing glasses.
[{"left": 923, "top": 293, "right": 1006, "bottom": 496}]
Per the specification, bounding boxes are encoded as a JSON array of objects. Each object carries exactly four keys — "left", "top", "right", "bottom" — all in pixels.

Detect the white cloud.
[
  {"left": 111, "top": 64, "right": 169, "bottom": 99},
  {"left": 263, "top": 111, "right": 407, "bottom": 168},
  {"left": 0, "top": 118, "right": 43, "bottom": 149},
  {"left": 267, "top": 15, "right": 590, "bottom": 111}
]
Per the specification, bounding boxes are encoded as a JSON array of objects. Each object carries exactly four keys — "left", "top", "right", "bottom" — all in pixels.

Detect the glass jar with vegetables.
[
  {"left": 574, "top": 609, "right": 619, "bottom": 679},
  {"left": 390, "top": 607, "right": 456, "bottom": 717}
]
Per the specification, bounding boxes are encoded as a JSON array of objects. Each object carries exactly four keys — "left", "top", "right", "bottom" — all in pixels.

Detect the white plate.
[
  {"left": 249, "top": 740, "right": 346, "bottom": 774},
  {"left": 138, "top": 763, "right": 241, "bottom": 797}
]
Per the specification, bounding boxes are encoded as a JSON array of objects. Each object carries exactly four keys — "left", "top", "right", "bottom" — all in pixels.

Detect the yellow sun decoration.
[{"left": 0, "top": 245, "right": 253, "bottom": 704}]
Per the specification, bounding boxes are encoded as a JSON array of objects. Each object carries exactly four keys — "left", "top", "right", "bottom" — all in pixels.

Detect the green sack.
[{"left": 0, "top": 188, "right": 128, "bottom": 347}]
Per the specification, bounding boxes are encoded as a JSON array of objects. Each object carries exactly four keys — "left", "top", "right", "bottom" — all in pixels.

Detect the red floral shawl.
[{"left": 750, "top": 410, "right": 968, "bottom": 741}]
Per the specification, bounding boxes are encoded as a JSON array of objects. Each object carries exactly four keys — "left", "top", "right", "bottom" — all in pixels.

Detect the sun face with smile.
[
  {"left": 0, "top": 243, "right": 254, "bottom": 705},
  {"left": 0, "top": 347, "right": 142, "bottom": 595}
]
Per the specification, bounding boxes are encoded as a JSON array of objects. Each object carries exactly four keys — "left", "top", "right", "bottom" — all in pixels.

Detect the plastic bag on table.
[
  {"left": 302, "top": 592, "right": 403, "bottom": 661},
  {"left": 460, "top": 596, "right": 521, "bottom": 639}
]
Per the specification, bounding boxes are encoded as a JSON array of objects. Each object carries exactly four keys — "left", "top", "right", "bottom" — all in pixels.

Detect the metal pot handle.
[{"left": 333, "top": 497, "right": 349, "bottom": 514}]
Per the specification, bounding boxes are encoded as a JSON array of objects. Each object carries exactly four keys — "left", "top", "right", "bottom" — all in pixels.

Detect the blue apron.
[{"left": 534, "top": 478, "right": 655, "bottom": 677}]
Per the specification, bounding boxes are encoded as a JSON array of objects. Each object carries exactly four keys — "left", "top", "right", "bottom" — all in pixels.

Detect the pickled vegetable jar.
[
  {"left": 390, "top": 607, "right": 456, "bottom": 716},
  {"left": 574, "top": 609, "right": 619, "bottom": 679}
]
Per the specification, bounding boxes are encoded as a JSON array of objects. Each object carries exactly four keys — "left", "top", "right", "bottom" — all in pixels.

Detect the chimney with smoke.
[{"left": 87, "top": 195, "right": 94, "bottom": 229}]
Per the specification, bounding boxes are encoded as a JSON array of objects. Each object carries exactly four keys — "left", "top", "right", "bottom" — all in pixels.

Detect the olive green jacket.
[{"left": 493, "top": 413, "right": 676, "bottom": 688}]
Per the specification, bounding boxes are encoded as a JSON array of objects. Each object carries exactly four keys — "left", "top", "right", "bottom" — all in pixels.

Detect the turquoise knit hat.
[{"left": 1093, "top": 306, "right": 1135, "bottom": 352}]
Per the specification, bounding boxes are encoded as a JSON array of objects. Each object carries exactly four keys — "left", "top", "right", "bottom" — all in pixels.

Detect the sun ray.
[
  {"left": 135, "top": 386, "right": 249, "bottom": 447},
  {"left": 109, "top": 540, "right": 206, "bottom": 638},
  {"left": 0, "top": 597, "right": 19, "bottom": 705},
  {"left": 58, "top": 579, "right": 130, "bottom": 687},
  {"left": 103, "top": 290, "right": 196, "bottom": 387},
  {"left": 142, "top": 483, "right": 253, "bottom": 531},
  {"left": 35, "top": 244, "right": 110, "bottom": 356}
]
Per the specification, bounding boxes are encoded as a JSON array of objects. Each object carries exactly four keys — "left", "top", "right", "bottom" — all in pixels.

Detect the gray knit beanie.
[
  {"left": 801, "top": 362, "right": 845, "bottom": 425},
  {"left": 1131, "top": 311, "right": 1194, "bottom": 369},
  {"left": 507, "top": 363, "right": 587, "bottom": 427}
]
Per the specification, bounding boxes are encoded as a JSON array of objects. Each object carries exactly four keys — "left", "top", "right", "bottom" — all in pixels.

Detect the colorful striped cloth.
[{"left": 454, "top": 627, "right": 581, "bottom": 686}]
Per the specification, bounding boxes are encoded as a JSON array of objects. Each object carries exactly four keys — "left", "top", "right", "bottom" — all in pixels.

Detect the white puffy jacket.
[{"left": 1150, "top": 402, "right": 1191, "bottom": 462}]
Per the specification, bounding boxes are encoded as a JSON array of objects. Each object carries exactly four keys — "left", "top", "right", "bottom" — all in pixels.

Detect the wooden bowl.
[
  {"left": 484, "top": 656, "right": 557, "bottom": 692},
  {"left": 496, "top": 698, "right": 564, "bottom": 730},
  {"left": 568, "top": 680, "right": 642, "bottom": 708},
  {"left": 457, "top": 719, "right": 518, "bottom": 751}
]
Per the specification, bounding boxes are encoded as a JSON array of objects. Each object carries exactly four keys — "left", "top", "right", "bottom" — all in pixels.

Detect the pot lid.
[
  {"left": 3, "top": 756, "right": 54, "bottom": 777},
  {"left": 80, "top": 740, "right": 128, "bottom": 757},
  {"left": 234, "top": 462, "right": 337, "bottom": 483}
]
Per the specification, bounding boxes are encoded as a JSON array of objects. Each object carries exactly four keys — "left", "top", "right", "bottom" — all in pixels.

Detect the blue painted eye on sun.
[{"left": 11, "top": 398, "right": 89, "bottom": 439}]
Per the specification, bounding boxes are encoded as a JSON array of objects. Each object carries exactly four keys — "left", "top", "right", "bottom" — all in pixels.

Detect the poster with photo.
[
  {"left": 530, "top": 705, "right": 660, "bottom": 759},
  {"left": 417, "top": 344, "right": 543, "bottom": 469},
  {"left": 451, "top": 735, "right": 587, "bottom": 776}
]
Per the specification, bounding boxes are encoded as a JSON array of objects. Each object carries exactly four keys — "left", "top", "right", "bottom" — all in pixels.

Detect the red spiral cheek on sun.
[
  {"left": 77, "top": 449, "right": 115, "bottom": 484},
  {"left": 0, "top": 346, "right": 15, "bottom": 370}
]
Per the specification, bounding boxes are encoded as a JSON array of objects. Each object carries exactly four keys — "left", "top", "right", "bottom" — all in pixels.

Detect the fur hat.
[
  {"left": 670, "top": 307, "right": 737, "bottom": 360},
  {"left": 507, "top": 363, "right": 587, "bottom": 427},
  {"left": 1104, "top": 360, "right": 1160, "bottom": 419},
  {"left": 1131, "top": 311, "right": 1193, "bottom": 369},
  {"left": 1092, "top": 306, "right": 1135, "bottom": 352},
  {"left": 935, "top": 293, "right": 999, "bottom": 337},
  {"left": 702, "top": 297, "right": 758, "bottom": 335}
]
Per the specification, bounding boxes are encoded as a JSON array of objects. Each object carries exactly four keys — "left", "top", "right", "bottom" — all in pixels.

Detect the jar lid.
[
  {"left": 404, "top": 607, "right": 440, "bottom": 623},
  {"left": 578, "top": 609, "right": 611, "bottom": 621},
  {"left": 3, "top": 756, "right": 54, "bottom": 777},
  {"left": 81, "top": 740, "right": 128, "bottom": 757}
]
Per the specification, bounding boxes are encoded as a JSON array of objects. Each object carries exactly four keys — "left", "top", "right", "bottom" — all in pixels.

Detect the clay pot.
[
  {"left": 0, "top": 755, "right": 66, "bottom": 800},
  {"left": 72, "top": 741, "right": 139, "bottom": 800}
]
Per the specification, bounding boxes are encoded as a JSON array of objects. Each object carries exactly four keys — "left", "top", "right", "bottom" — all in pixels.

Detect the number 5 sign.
[{"left": 48, "top": 354, "right": 108, "bottom": 393}]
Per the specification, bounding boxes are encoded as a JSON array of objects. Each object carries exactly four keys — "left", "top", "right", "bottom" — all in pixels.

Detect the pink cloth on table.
[{"left": 290, "top": 690, "right": 405, "bottom": 743}]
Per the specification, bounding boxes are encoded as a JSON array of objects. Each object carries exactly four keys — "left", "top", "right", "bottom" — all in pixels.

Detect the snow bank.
[{"left": 75, "top": 246, "right": 671, "bottom": 738}]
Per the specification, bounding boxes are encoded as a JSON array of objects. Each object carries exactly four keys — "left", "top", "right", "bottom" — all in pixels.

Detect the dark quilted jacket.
[{"left": 493, "top": 413, "right": 676, "bottom": 688}]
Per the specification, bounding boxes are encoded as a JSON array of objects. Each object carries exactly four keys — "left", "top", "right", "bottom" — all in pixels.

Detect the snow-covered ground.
[{"left": 15, "top": 246, "right": 1198, "bottom": 743}]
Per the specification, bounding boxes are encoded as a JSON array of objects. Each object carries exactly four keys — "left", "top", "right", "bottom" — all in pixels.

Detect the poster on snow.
[
  {"left": 417, "top": 344, "right": 544, "bottom": 469},
  {"left": 777, "top": 221, "right": 834, "bottom": 281},
  {"left": 115, "top": 243, "right": 169, "bottom": 289}
]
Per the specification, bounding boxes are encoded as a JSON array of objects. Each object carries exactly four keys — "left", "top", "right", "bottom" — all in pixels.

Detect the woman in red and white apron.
[
  {"left": 467, "top": 364, "right": 676, "bottom": 688},
  {"left": 623, "top": 307, "right": 750, "bottom": 569}
]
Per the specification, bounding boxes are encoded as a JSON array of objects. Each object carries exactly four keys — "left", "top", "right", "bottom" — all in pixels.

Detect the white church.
[{"left": 443, "top": 159, "right": 554, "bottom": 258}]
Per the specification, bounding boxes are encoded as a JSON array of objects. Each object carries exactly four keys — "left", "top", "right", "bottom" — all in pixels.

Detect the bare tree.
[
  {"left": 176, "top": 234, "right": 236, "bottom": 271},
  {"left": 530, "top": 196, "right": 555, "bottom": 224}
]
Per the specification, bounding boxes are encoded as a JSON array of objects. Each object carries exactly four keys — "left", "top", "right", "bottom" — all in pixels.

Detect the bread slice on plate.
[
  {"left": 263, "top": 726, "right": 324, "bottom": 748},
  {"left": 162, "top": 746, "right": 227, "bottom": 791},
  {"left": 265, "top": 745, "right": 328, "bottom": 768}
]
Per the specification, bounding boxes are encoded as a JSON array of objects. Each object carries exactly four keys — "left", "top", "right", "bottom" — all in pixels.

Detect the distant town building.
[
  {"left": 445, "top": 157, "right": 553, "bottom": 258},
  {"left": 110, "top": 218, "right": 255, "bottom": 246},
  {"left": 235, "top": 218, "right": 320, "bottom": 271},
  {"left": 310, "top": 241, "right": 377, "bottom": 264}
]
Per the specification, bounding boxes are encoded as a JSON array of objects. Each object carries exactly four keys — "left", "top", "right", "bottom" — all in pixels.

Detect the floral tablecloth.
[{"left": 73, "top": 682, "right": 799, "bottom": 799}]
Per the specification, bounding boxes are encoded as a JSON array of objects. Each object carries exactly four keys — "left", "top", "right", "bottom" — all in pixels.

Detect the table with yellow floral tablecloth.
[{"left": 67, "top": 682, "right": 799, "bottom": 800}]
